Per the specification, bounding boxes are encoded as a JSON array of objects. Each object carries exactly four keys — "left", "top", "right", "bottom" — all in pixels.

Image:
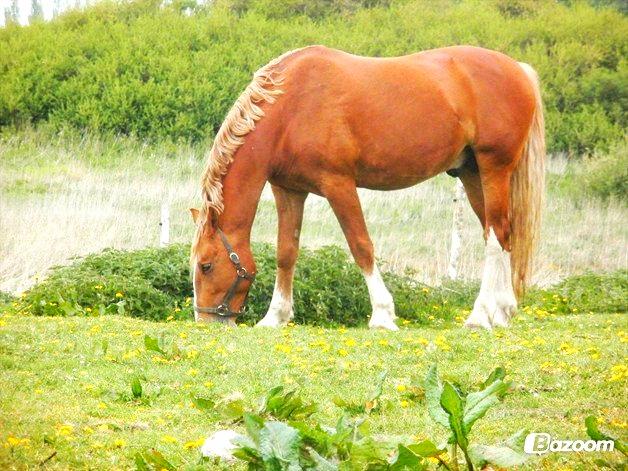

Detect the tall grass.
[{"left": 1, "top": 131, "right": 626, "bottom": 293}]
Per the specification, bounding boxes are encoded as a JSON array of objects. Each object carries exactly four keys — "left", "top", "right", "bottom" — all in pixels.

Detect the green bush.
[
  {"left": 13, "top": 243, "right": 628, "bottom": 325},
  {"left": 18, "top": 244, "right": 192, "bottom": 320},
  {"left": 15, "top": 243, "right": 470, "bottom": 325},
  {"left": 0, "top": 291, "right": 16, "bottom": 307},
  {"left": 550, "top": 139, "right": 628, "bottom": 203},
  {"left": 526, "top": 270, "right": 628, "bottom": 314},
  {"left": 581, "top": 140, "right": 628, "bottom": 201},
  {"left": 0, "top": 0, "right": 626, "bottom": 154}
]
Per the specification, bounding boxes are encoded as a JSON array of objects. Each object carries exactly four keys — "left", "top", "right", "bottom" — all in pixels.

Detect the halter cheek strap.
[{"left": 193, "top": 229, "right": 256, "bottom": 319}]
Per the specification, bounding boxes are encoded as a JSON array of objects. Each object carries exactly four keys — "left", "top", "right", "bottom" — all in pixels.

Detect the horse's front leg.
[
  {"left": 322, "top": 178, "right": 398, "bottom": 331},
  {"left": 257, "top": 186, "right": 307, "bottom": 327}
]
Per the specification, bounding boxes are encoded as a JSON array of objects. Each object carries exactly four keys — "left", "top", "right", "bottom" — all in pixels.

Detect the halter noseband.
[{"left": 193, "top": 228, "right": 256, "bottom": 320}]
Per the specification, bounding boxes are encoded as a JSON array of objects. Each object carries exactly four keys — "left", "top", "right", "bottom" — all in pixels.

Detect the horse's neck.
[{"left": 217, "top": 147, "right": 267, "bottom": 244}]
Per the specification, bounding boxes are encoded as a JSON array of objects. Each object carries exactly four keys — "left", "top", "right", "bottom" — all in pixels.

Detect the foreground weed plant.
[{"left": 136, "top": 365, "right": 532, "bottom": 470}]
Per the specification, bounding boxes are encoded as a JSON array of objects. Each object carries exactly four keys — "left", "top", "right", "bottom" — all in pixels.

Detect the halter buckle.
[
  {"left": 215, "top": 304, "right": 231, "bottom": 316},
  {"left": 229, "top": 252, "right": 240, "bottom": 264}
]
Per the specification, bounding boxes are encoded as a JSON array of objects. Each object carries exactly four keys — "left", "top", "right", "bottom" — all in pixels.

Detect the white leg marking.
[
  {"left": 365, "top": 265, "right": 398, "bottom": 331},
  {"left": 465, "top": 228, "right": 517, "bottom": 330},
  {"left": 256, "top": 279, "right": 293, "bottom": 328}
]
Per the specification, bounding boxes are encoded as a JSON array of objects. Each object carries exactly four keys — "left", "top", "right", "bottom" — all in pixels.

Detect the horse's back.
[{"left": 268, "top": 45, "right": 536, "bottom": 191}]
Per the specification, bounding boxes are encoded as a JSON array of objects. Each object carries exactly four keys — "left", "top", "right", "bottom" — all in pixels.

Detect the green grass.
[{"left": 0, "top": 310, "right": 626, "bottom": 469}]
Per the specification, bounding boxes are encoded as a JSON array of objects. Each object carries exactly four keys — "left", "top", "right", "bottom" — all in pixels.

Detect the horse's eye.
[{"left": 200, "top": 263, "right": 213, "bottom": 273}]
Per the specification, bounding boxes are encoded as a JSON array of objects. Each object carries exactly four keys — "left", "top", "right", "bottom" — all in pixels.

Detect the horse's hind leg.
[
  {"left": 322, "top": 178, "right": 398, "bottom": 331},
  {"left": 256, "top": 186, "right": 307, "bottom": 327},
  {"left": 464, "top": 151, "right": 518, "bottom": 329}
]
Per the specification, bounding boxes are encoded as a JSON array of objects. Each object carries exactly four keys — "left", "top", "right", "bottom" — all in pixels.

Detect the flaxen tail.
[{"left": 510, "top": 63, "right": 546, "bottom": 298}]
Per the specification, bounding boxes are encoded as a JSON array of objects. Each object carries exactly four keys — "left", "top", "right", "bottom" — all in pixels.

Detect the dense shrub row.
[
  {"left": 11, "top": 243, "right": 627, "bottom": 325},
  {"left": 14, "top": 242, "right": 476, "bottom": 325},
  {"left": 0, "top": 0, "right": 626, "bottom": 154}
]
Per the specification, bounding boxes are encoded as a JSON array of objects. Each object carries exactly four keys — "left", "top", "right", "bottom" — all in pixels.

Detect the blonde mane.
[{"left": 199, "top": 47, "right": 310, "bottom": 216}]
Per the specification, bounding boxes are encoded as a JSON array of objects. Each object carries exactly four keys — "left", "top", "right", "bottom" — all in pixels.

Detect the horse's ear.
[{"left": 189, "top": 208, "right": 200, "bottom": 224}]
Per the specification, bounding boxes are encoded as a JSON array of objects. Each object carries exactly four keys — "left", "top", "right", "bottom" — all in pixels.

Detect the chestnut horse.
[{"left": 190, "top": 45, "right": 545, "bottom": 330}]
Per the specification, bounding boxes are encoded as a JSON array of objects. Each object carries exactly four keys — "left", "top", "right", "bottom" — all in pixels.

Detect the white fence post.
[
  {"left": 160, "top": 201, "right": 170, "bottom": 247},
  {"left": 447, "top": 179, "right": 465, "bottom": 280}
]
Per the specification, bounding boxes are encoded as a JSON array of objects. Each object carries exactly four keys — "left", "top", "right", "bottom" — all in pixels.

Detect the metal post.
[
  {"left": 447, "top": 179, "right": 465, "bottom": 280},
  {"left": 160, "top": 202, "right": 170, "bottom": 247}
]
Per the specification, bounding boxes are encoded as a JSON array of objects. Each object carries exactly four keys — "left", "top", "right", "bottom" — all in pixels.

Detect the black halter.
[{"left": 193, "top": 229, "right": 256, "bottom": 319}]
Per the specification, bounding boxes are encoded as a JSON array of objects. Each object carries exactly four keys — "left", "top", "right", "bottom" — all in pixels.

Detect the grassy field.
[
  {"left": 1, "top": 132, "right": 627, "bottom": 294},
  {"left": 0, "top": 309, "right": 626, "bottom": 469}
]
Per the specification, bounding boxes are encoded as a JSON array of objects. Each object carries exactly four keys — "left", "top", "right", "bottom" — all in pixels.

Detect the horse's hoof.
[
  {"left": 491, "top": 308, "right": 512, "bottom": 328},
  {"left": 368, "top": 319, "right": 400, "bottom": 331},
  {"left": 464, "top": 309, "right": 493, "bottom": 330},
  {"left": 255, "top": 311, "right": 291, "bottom": 328},
  {"left": 255, "top": 318, "right": 283, "bottom": 328}
]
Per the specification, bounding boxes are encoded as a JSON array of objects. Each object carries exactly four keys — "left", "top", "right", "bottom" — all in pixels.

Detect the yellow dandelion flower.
[
  {"left": 161, "top": 435, "right": 178, "bottom": 444},
  {"left": 183, "top": 438, "right": 205, "bottom": 449},
  {"left": 111, "top": 439, "right": 126, "bottom": 448},
  {"left": 115, "top": 292, "right": 123, "bottom": 298},
  {"left": 56, "top": 424, "right": 74, "bottom": 436}
]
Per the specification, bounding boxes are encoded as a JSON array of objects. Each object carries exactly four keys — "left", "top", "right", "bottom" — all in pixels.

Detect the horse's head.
[{"left": 189, "top": 208, "right": 256, "bottom": 325}]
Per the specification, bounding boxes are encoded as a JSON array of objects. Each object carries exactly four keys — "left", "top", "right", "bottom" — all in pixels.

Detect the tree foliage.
[{"left": 0, "top": 0, "right": 625, "bottom": 153}]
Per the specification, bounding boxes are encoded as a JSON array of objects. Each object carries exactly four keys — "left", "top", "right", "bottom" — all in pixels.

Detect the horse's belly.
[{"left": 355, "top": 146, "right": 461, "bottom": 190}]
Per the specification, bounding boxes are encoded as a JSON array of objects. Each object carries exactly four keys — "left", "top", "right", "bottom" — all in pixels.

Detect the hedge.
[
  {"left": 10, "top": 243, "right": 627, "bottom": 325},
  {"left": 0, "top": 0, "right": 626, "bottom": 154}
]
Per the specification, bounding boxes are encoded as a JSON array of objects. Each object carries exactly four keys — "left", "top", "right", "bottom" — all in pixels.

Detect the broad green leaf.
[
  {"left": 585, "top": 415, "right": 627, "bottom": 455},
  {"left": 131, "top": 377, "right": 142, "bottom": 399},
  {"left": 307, "top": 448, "right": 338, "bottom": 471},
  {"left": 424, "top": 365, "right": 450, "bottom": 428},
  {"left": 463, "top": 379, "right": 509, "bottom": 432},
  {"left": 481, "top": 367, "right": 506, "bottom": 389},
  {"left": 503, "top": 429, "right": 528, "bottom": 452},
  {"left": 233, "top": 434, "right": 263, "bottom": 464},
  {"left": 134, "top": 452, "right": 149, "bottom": 471},
  {"left": 290, "top": 421, "right": 333, "bottom": 456},
  {"left": 368, "top": 370, "right": 387, "bottom": 403},
  {"left": 243, "top": 413, "right": 265, "bottom": 445},
  {"left": 142, "top": 449, "right": 176, "bottom": 471},
  {"left": 389, "top": 444, "right": 427, "bottom": 470},
  {"left": 407, "top": 439, "right": 445, "bottom": 457},
  {"left": 191, "top": 395, "right": 214, "bottom": 411},
  {"left": 144, "top": 335, "right": 164, "bottom": 355},
  {"left": 586, "top": 415, "right": 610, "bottom": 441},
  {"left": 468, "top": 443, "right": 529, "bottom": 468},
  {"left": 440, "top": 382, "right": 468, "bottom": 450},
  {"left": 215, "top": 395, "right": 245, "bottom": 422},
  {"left": 259, "top": 386, "right": 317, "bottom": 421},
  {"left": 468, "top": 429, "right": 529, "bottom": 468},
  {"left": 259, "top": 421, "right": 301, "bottom": 470},
  {"left": 345, "top": 438, "right": 389, "bottom": 468}
]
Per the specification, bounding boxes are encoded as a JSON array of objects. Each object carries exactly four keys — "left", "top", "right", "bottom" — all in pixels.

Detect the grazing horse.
[{"left": 190, "top": 45, "right": 545, "bottom": 330}]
